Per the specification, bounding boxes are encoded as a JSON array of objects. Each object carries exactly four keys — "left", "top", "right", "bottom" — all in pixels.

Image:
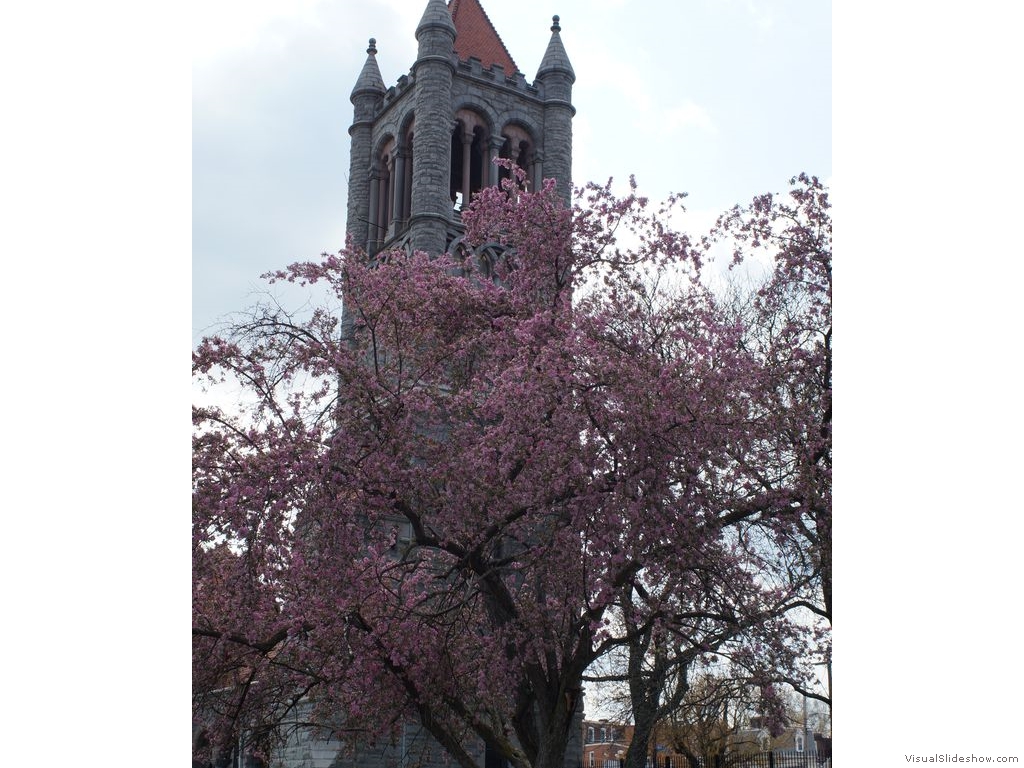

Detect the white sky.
[{"left": 192, "top": 0, "right": 831, "bottom": 339}]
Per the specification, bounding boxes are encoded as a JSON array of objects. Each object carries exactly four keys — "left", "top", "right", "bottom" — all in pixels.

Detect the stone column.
[
  {"left": 403, "top": 139, "right": 413, "bottom": 224},
  {"left": 377, "top": 171, "right": 389, "bottom": 244},
  {"left": 488, "top": 135, "right": 504, "bottom": 187},
  {"left": 384, "top": 155, "right": 394, "bottom": 235},
  {"left": 461, "top": 131, "right": 473, "bottom": 207},
  {"left": 392, "top": 147, "right": 407, "bottom": 226},
  {"left": 367, "top": 163, "right": 381, "bottom": 254}
]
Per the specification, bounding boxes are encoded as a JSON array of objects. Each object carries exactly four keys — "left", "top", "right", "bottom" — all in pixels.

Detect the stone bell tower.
[
  {"left": 343, "top": 7, "right": 582, "bottom": 768},
  {"left": 346, "top": 0, "right": 576, "bottom": 259}
]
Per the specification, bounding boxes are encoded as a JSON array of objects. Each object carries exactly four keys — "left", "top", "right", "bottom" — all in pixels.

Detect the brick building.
[{"left": 582, "top": 720, "right": 634, "bottom": 768}]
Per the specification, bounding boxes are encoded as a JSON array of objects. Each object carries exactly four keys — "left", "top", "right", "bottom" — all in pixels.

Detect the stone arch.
[
  {"left": 399, "top": 109, "right": 416, "bottom": 148},
  {"left": 369, "top": 134, "right": 397, "bottom": 251},
  {"left": 498, "top": 119, "right": 539, "bottom": 190},
  {"left": 474, "top": 241, "right": 510, "bottom": 279},
  {"left": 448, "top": 234, "right": 510, "bottom": 282},
  {"left": 396, "top": 110, "right": 415, "bottom": 230},
  {"left": 373, "top": 133, "right": 397, "bottom": 163},
  {"left": 454, "top": 105, "right": 494, "bottom": 135}
]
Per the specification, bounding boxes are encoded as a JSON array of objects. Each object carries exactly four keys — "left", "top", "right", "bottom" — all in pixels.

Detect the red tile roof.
[{"left": 448, "top": 0, "right": 519, "bottom": 74}]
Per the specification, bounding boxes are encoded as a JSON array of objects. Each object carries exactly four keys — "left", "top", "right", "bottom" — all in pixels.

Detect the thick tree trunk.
[{"left": 621, "top": 627, "right": 664, "bottom": 768}]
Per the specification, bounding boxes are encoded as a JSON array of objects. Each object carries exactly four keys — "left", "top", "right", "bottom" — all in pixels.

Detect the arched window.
[
  {"left": 450, "top": 109, "right": 491, "bottom": 209},
  {"left": 795, "top": 732, "right": 805, "bottom": 753},
  {"left": 369, "top": 137, "right": 396, "bottom": 252},
  {"left": 498, "top": 124, "right": 534, "bottom": 190}
]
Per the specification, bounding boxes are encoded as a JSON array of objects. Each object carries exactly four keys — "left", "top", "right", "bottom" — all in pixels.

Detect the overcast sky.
[{"left": 192, "top": 0, "right": 831, "bottom": 340}]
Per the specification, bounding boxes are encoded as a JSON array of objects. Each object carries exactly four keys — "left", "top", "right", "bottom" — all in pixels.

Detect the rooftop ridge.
[{"left": 448, "top": 0, "right": 519, "bottom": 75}]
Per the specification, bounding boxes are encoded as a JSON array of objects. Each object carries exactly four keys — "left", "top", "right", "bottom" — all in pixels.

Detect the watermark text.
[{"left": 905, "top": 756, "right": 1019, "bottom": 764}]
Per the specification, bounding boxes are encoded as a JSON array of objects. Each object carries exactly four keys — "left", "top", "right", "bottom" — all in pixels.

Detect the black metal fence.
[
  {"left": 715, "top": 755, "right": 829, "bottom": 768},
  {"left": 632, "top": 754, "right": 831, "bottom": 768}
]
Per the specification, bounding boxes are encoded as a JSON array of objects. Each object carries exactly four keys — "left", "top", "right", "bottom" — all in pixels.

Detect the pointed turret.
[
  {"left": 536, "top": 15, "right": 575, "bottom": 82},
  {"left": 416, "top": 0, "right": 456, "bottom": 43},
  {"left": 347, "top": 38, "right": 387, "bottom": 249},
  {"left": 350, "top": 37, "right": 386, "bottom": 101},
  {"left": 535, "top": 15, "right": 575, "bottom": 203}
]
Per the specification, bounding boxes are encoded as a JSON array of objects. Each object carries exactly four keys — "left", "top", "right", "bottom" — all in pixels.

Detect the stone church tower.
[
  {"left": 323, "top": 4, "right": 581, "bottom": 768},
  {"left": 346, "top": 0, "right": 575, "bottom": 259}
]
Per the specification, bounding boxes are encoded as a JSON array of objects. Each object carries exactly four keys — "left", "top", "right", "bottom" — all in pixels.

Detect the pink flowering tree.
[
  {"left": 193, "top": 169, "right": 831, "bottom": 768},
  {"left": 620, "top": 175, "right": 831, "bottom": 766},
  {"left": 703, "top": 173, "right": 832, "bottom": 713}
]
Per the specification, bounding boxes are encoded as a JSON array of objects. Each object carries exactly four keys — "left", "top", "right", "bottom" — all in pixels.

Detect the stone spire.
[
  {"left": 416, "top": 0, "right": 457, "bottom": 42},
  {"left": 536, "top": 15, "right": 575, "bottom": 81},
  {"left": 350, "top": 37, "right": 386, "bottom": 101},
  {"left": 347, "top": 38, "right": 386, "bottom": 250},
  {"left": 535, "top": 15, "right": 575, "bottom": 203}
]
